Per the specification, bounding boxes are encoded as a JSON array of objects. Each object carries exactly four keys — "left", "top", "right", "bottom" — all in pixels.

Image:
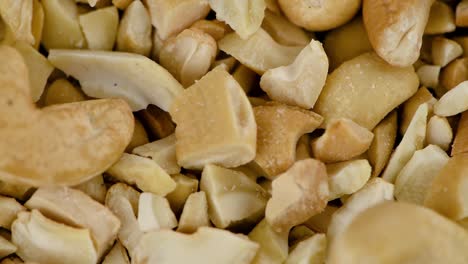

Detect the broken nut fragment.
[
  {"left": 190, "top": 19, "right": 231, "bottom": 41},
  {"left": 248, "top": 219, "right": 288, "bottom": 264},
  {"left": 116, "top": 1, "right": 152, "bottom": 56},
  {"left": 426, "top": 115, "right": 453, "bottom": 151},
  {"left": 43, "top": 78, "right": 86, "bottom": 106},
  {"left": 79, "top": 6, "right": 119, "bottom": 51},
  {"left": 327, "top": 159, "right": 372, "bottom": 201},
  {"left": 177, "top": 191, "right": 211, "bottom": 233},
  {"left": 0, "top": 236, "right": 16, "bottom": 260},
  {"left": 137, "top": 105, "right": 175, "bottom": 139},
  {"left": 452, "top": 112, "right": 468, "bottom": 156},
  {"left": 0, "top": 196, "right": 25, "bottom": 230},
  {"left": 73, "top": 174, "right": 107, "bottom": 204},
  {"left": 165, "top": 174, "right": 199, "bottom": 215},
  {"left": 400, "top": 87, "right": 436, "bottom": 135},
  {"left": 0, "top": 0, "right": 34, "bottom": 45},
  {"left": 432, "top": 37, "right": 463, "bottom": 67},
  {"left": 125, "top": 118, "right": 149, "bottom": 153},
  {"left": 137, "top": 192, "right": 178, "bottom": 232},
  {"left": 285, "top": 233, "right": 327, "bottom": 264},
  {"left": 425, "top": 1, "right": 456, "bottom": 34},
  {"left": 368, "top": 111, "right": 397, "bottom": 177},
  {"left": 456, "top": 0, "right": 468, "bottom": 27},
  {"left": 132, "top": 134, "right": 180, "bottom": 175},
  {"left": 102, "top": 241, "right": 130, "bottom": 264},
  {"left": 434, "top": 80, "right": 468, "bottom": 116},
  {"left": 261, "top": 10, "right": 310, "bottom": 47},
  {"left": 440, "top": 57, "right": 468, "bottom": 90},
  {"left": 416, "top": 64, "right": 441, "bottom": 88}
]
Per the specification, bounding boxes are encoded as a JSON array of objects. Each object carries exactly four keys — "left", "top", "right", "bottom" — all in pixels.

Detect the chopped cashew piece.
[
  {"left": 457, "top": 0, "right": 468, "bottom": 27},
  {"left": 0, "top": 196, "right": 25, "bottom": 230},
  {"left": 211, "top": 57, "right": 238, "bottom": 72},
  {"left": 44, "top": 78, "right": 86, "bottom": 106},
  {"left": 440, "top": 57, "right": 468, "bottom": 90},
  {"left": 12, "top": 210, "right": 97, "bottom": 264},
  {"left": 327, "top": 160, "right": 372, "bottom": 201},
  {"left": 426, "top": 115, "right": 453, "bottom": 151},
  {"left": 125, "top": 118, "right": 149, "bottom": 153},
  {"left": 304, "top": 206, "right": 338, "bottom": 233},
  {"left": 73, "top": 174, "right": 107, "bottom": 203},
  {"left": 137, "top": 105, "right": 175, "bottom": 139},
  {"left": 79, "top": 6, "right": 119, "bottom": 51},
  {"left": 0, "top": 181, "right": 33, "bottom": 201},
  {"left": 368, "top": 111, "right": 397, "bottom": 177},
  {"left": 363, "top": 0, "right": 433, "bottom": 66},
  {"left": 102, "top": 241, "right": 130, "bottom": 264},
  {"left": 400, "top": 87, "right": 436, "bottom": 135},
  {"left": 0, "top": 236, "right": 16, "bottom": 259},
  {"left": 434, "top": 81, "right": 468, "bottom": 116},
  {"left": 425, "top": 1, "right": 456, "bottom": 34},
  {"left": 248, "top": 219, "right": 288, "bottom": 264},
  {"left": 48, "top": 49, "right": 184, "bottom": 111},
  {"left": 232, "top": 64, "right": 257, "bottom": 93},
  {"left": 432, "top": 37, "right": 463, "bottom": 67},
  {"left": 219, "top": 29, "right": 303, "bottom": 74},
  {"left": 288, "top": 225, "right": 315, "bottom": 246},
  {"left": 107, "top": 153, "right": 176, "bottom": 196},
  {"left": 133, "top": 134, "right": 180, "bottom": 174},
  {"left": 295, "top": 134, "right": 311, "bottom": 161},
  {"left": 177, "top": 191, "right": 210, "bottom": 233},
  {"left": 31, "top": 0, "right": 44, "bottom": 50},
  {"left": 417, "top": 64, "right": 441, "bottom": 88},
  {"left": 266, "top": 159, "right": 329, "bottom": 232},
  {"left": 170, "top": 67, "right": 257, "bottom": 169},
  {"left": 138, "top": 192, "right": 177, "bottom": 232},
  {"left": 133, "top": 227, "right": 259, "bottom": 264},
  {"left": 190, "top": 19, "right": 231, "bottom": 41},
  {"left": 314, "top": 52, "right": 419, "bottom": 130},
  {"left": 116, "top": 1, "right": 152, "bottom": 56},
  {"left": 151, "top": 30, "right": 164, "bottom": 61},
  {"left": 382, "top": 104, "right": 428, "bottom": 183},
  {"left": 311, "top": 118, "right": 374, "bottom": 163},
  {"left": 165, "top": 174, "right": 199, "bottom": 215},
  {"left": 285, "top": 234, "right": 326, "bottom": 264},
  {"left": 112, "top": 0, "right": 132, "bottom": 9},
  {"left": 200, "top": 164, "right": 268, "bottom": 229},
  {"left": 0, "top": 46, "right": 134, "bottom": 187},
  {"left": 253, "top": 103, "right": 323, "bottom": 178},
  {"left": 328, "top": 202, "right": 468, "bottom": 264},
  {"left": 454, "top": 36, "right": 468, "bottom": 56},
  {"left": 261, "top": 10, "right": 310, "bottom": 46},
  {"left": 452, "top": 112, "right": 468, "bottom": 156},
  {"left": 0, "top": 0, "right": 34, "bottom": 45},
  {"left": 260, "top": 39, "right": 328, "bottom": 109}
]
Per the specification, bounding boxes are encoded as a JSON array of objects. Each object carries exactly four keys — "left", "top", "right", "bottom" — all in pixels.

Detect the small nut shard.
[
  {"left": 261, "top": 10, "right": 310, "bottom": 46},
  {"left": 434, "top": 80, "right": 468, "bottom": 117},
  {"left": 452, "top": 112, "right": 468, "bottom": 156},
  {"left": 440, "top": 57, "right": 468, "bottom": 90},
  {"left": 0, "top": 196, "right": 26, "bottom": 230},
  {"left": 327, "top": 159, "right": 372, "bottom": 201},
  {"left": 177, "top": 191, "right": 211, "bottom": 233},
  {"left": 368, "top": 111, "right": 397, "bottom": 177},
  {"left": 425, "top": 1, "right": 456, "bottom": 34},
  {"left": 44, "top": 78, "right": 86, "bottom": 106},
  {"left": 426, "top": 115, "right": 453, "bottom": 151},
  {"left": 416, "top": 64, "right": 441, "bottom": 88},
  {"left": 102, "top": 241, "right": 130, "bottom": 264},
  {"left": 285, "top": 234, "right": 327, "bottom": 264},
  {"left": 304, "top": 205, "right": 338, "bottom": 233},
  {"left": 116, "top": 1, "right": 152, "bottom": 56},
  {"left": 400, "top": 87, "right": 436, "bottom": 135},
  {"left": 79, "top": 6, "right": 119, "bottom": 51},
  {"left": 73, "top": 174, "right": 107, "bottom": 203},
  {"left": 248, "top": 219, "right": 288, "bottom": 264},
  {"left": 137, "top": 105, "right": 175, "bottom": 139},
  {"left": 0, "top": 0, "right": 34, "bottom": 45},
  {"left": 165, "top": 174, "right": 199, "bottom": 215},
  {"left": 125, "top": 118, "right": 149, "bottom": 153},
  {"left": 432, "top": 37, "right": 463, "bottom": 67},
  {"left": 133, "top": 134, "right": 180, "bottom": 175},
  {"left": 456, "top": 0, "right": 468, "bottom": 27},
  {"left": 137, "top": 192, "right": 178, "bottom": 232}
]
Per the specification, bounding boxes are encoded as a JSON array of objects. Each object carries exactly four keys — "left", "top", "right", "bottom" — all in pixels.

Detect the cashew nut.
[
  {"left": 79, "top": 6, "right": 119, "bottom": 51},
  {"left": 452, "top": 112, "right": 468, "bottom": 156},
  {"left": 132, "top": 134, "right": 180, "bottom": 174},
  {"left": 426, "top": 115, "right": 453, "bottom": 151},
  {"left": 177, "top": 191, "right": 211, "bottom": 233},
  {"left": 116, "top": 1, "right": 152, "bottom": 56},
  {"left": 368, "top": 111, "right": 397, "bottom": 177},
  {"left": 137, "top": 192, "right": 178, "bottom": 232}
]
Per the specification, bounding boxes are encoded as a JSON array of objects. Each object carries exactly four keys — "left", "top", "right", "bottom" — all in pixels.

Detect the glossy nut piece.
[
  {"left": 368, "top": 111, "right": 397, "bottom": 177},
  {"left": 79, "top": 6, "right": 119, "bottom": 51},
  {"left": 452, "top": 112, "right": 468, "bottom": 156},
  {"left": 116, "top": 1, "right": 152, "bottom": 56}
]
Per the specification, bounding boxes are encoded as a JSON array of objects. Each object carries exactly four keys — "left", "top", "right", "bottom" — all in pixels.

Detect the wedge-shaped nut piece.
[
  {"left": 232, "top": 64, "right": 257, "bottom": 94},
  {"left": 288, "top": 225, "right": 315, "bottom": 246},
  {"left": 363, "top": 0, "right": 432, "bottom": 66},
  {"left": 0, "top": 236, "right": 16, "bottom": 260},
  {"left": 382, "top": 104, "right": 428, "bottom": 183},
  {"left": 253, "top": 103, "right": 323, "bottom": 178},
  {"left": 295, "top": 134, "right": 311, "bottom": 161},
  {"left": 102, "top": 241, "right": 130, "bottom": 264},
  {"left": 312, "top": 118, "right": 374, "bottom": 163},
  {"left": 327, "top": 160, "right": 371, "bottom": 201},
  {"left": 107, "top": 153, "right": 176, "bottom": 196},
  {"left": 427, "top": 115, "right": 453, "bottom": 151},
  {"left": 261, "top": 10, "right": 310, "bottom": 46},
  {"left": 177, "top": 191, "right": 210, "bottom": 233},
  {"left": 137, "top": 105, "right": 175, "bottom": 139},
  {"left": 44, "top": 78, "right": 86, "bottom": 106},
  {"left": 260, "top": 39, "right": 328, "bottom": 109},
  {"left": 0, "top": 46, "right": 133, "bottom": 186},
  {"left": 133, "top": 134, "right": 180, "bottom": 174},
  {"left": 0, "top": 196, "right": 26, "bottom": 230},
  {"left": 457, "top": 0, "right": 468, "bottom": 27},
  {"left": 144, "top": 0, "right": 210, "bottom": 40},
  {"left": 170, "top": 67, "right": 257, "bottom": 169},
  {"left": 160, "top": 29, "right": 217, "bottom": 87},
  {"left": 200, "top": 164, "right": 268, "bottom": 229},
  {"left": 454, "top": 36, "right": 468, "bottom": 56},
  {"left": 432, "top": 37, "right": 463, "bottom": 67},
  {"left": 73, "top": 174, "right": 107, "bottom": 203},
  {"left": 125, "top": 118, "right": 149, "bottom": 152},
  {"left": 138, "top": 192, "right": 177, "bottom": 232},
  {"left": 190, "top": 19, "right": 231, "bottom": 41},
  {"left": 425, "top": 1, "right": 456, "bottom": 34},
  {"left": 314, "top": 52, "right": 418, "bottom": 130},
  {"left": 400, "top": 87, "right": 436, "bottom": 135},
  {"left": 285, "top": 234, "right": 326, "bottom": 264},
  {"left": 12, "top": 210, "right": 97, "bottom": 264},
  {"left": 328, "top": 202, "right": 468, "bottom": 264},
  {"left": 116, "top": 1, "right": 152, "bottom": 56},
  {"left": 48, "top": 49, "right": 184, "bottom": 111},
  {"left": 165, "top": 174, "right": 198, "bottom": 215},
  {"left": 266, "top": 159, "right": 329, "bottom": 232},
  {"left": 133, "top": 227, "right": 259, "bottom": 264},
  {"left": 248, "top": 219, "right": 288, "bottom": 264},
  {"left": 434, "top": 80, "right": 468, "bottom": 116},
  {"left": 219, "top": 29, "right": 303, "bottom": 74},
  {"left": 368, "top": 112, "right": 397, "bottom": 177},
  {"left": 441, "top": 58, "right": 468, "bottom": 90},
  {"left": 417, "top": 64, "right": 441, "bottom": 88},
  {"left": 304, "top": 206, "right": 338, "bottom": 233},
  {"left": 0, "top": 0, "right": 34, "bottom": 45},
  {"left": 452, "top": 112, "right": 468, "bottom": 156},
  {"left": 79, "top": 6, "right": 119, "bottom": 51}
]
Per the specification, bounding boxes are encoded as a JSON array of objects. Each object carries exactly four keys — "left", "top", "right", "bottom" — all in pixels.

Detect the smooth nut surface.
[
  {"left": 400, "top": 87, "right": 436, "bottom": 135},
  {"left": 177, "top": 191, "right": 211, "bottom": 233},
  {"left": 327, "top": 159, "right": 371, "bottom": 201},
  {"left": 79, "top": 6, "right": 119, "bottom": 51},
  {"left": 0, "top": 196, "right": 25, "bottom": 230},
  {"left": 137, "top": 192, "right": 178, "bottom": 232},
  {"left": 43, "top": 78, "right": 86, "bottom": 106},
  {"left": 285, "top": 233, "right": 327, "bottom": 264},
  {"left": 101, "top": 241, "right": 130, "bottom": 264},
  {"left": 432, "top": 37, "right": 463, "bottom": 67},
  {"left": 368, "top": 111, "right": 397, "bottom": 177},
  {"left": 425, "top": 1, "right": 456, "bottom": 34},
  {"left": 426, "top": 115, "right": 453, "bottom": 151},
  {"left": 0, "top": 0, "right": 34, "bottom": 45},
  {"left": 116, "top": 1, "right": 152, "bottom": 56},
  {"left": 248, "top": 219, "right": 288, "bottom": 264},
  {"left": 440, "top": 57, "right": 468, "bottom": 90},
  {"left": 434, "top": 80, "right": 468, "bottom": 116},
  {"left": 165, "top": 174, "right": 199, "bottom": 215},
  {"left": 132, "top": 134, "right": 180, "bottom": 175},
  {"left": 261, "top": 10, "right": 310, "bottom": 46}
]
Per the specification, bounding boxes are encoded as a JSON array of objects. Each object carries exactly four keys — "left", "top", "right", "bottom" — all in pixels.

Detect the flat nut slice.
[
  {"left": 0, "top": 236, "right": 16, "bottom": 260},
  {"left": 285, "top": 234, "right": 327, "bottom": 264},
  {"left": 400, "top": 87, "right": 436, "bottom": 135},
  {"left": 248, "top": 219, "right": 288, "bottom": 264},
  {"left": 368, "top": 111, "right": 397, "bottom": 177},
  {"left": 73, "top": 174, "right": 107, "bottom": 204},
  {"left": 426, "top": 115, "right": 453, "bottom": 151},
  {"left": 133, "top": 134, "right": 180, "bottom": 175},
  {"left": 116, "top": 1, "right": 152, "bottom": 56},
  {"left": 327, "top": 159, "right": 371, "bottom": 201},
  {"left": 0, "top": 196, "right": 25, "bottom": 230},
  {"left": 432, "top": 37, "right": 463, "bottom": 67},
  {"left": 452, "top": 112, "right": 468, "bottom": 156},
  {"left": 261, "top": 10, "right": 310, "bottom": 47},
  {"left": 177, "top": 191, "right": 211, "bottom": 233},
  {"left": 102, "top": 240, "right": 130, "bottom": 264},
  {"left": 440, "top": 57, "right": 468, "bottom": 90},
  {"left": 79, "top": 6, "right": 119, "bottom": 51},
  {"left": 165, "top": 174, "right": 199, "bottom": 215},
  {"left": 0, "top": 0, "right": 34, "bottom": 45},
  {"left": 425, "top": 1, "right": 456, "bottom": 34},
  {"left": 138, "top": 192, "right": 178, "bottom": 232},
  {"left": 434, "top": 80, "right": 468, "bottom": 116}
]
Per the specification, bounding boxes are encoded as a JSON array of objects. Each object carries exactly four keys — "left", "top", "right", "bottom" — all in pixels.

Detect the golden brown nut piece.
[
  {"left": 452, "top": 112, "right": 468, "bottom": 156},
  {"left": 432, "top": 37, "right": 463, "bottom": 67},
  {"left": 43, "top": 78, "right": 86, "bottom": 106},
  {"left": 190, "top": 19, "right": 231, "bottom": 41},
  {"left": 368, "top": 111, "right": 397, "bottom": 177},
  {"left": 137, "top": 105, "right": 175, "bottom": 139},
  {"left": 440, "top": 57, "right": 468, "bottom": 90},
  {"left": 116, "top": 1, "right": 152, "bottom": 56},
  {"left": 0, "top": 196, "right": 25, "bottom": 230},
  {"left": 456, "top": 0, "right": 468, "bottom": 27},
  {"left": 125, "top": 118, "right": 149, "bottom": 153},
  {"left": 425, "top": 1, "right": 456, "bottom": 34}
]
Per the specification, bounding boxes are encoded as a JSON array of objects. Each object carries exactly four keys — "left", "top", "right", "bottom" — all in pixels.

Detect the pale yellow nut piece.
[
  {"left": 116, "top": 1, "right": 152, "bottom": 56},
  {"left": 432, "top": 37, "right": 463, "bottom": 67},
  {"left": 14, "top": 41, "right": 54, "bottom": 102},
  {"left": 144, "top": 0, "right": 210, "bottom": 40},
  {"left": 211, "top": 57, "right": 238, "bottom": 72},
  {"left": 0, "top": 46, "right": 134, "bottom": 187},
  {"left": 102, "top": 241, "right": 130, "bottom": 264},
  {"left": 232, "top": 64, "right": 257, "bottom": 94},
  {"left": 208, "top": 0, "right": 265, "bottom": 39},
  {"left": 368, "top": 111, "right": 397, "bottom": 177},
  {"left": 133, "top": 227, "right": 259, "bottom": 264},
  {"left": 288, "top": 225, "right": 315, "bottom": 246},
  {"left": 304, "top": 205, "right": 338, "bottom": 233},
  {"left": 457, "top": 0, "right": 468, "bottom": 27},
  {"left": 285, "top": 234, "right": 326, "bottom": 264},
  {"left": 48, "top": 49, "right": 184, "bottom": 111},
  {"left": 107, "top": 153, "right": 176, "bottom": 196},
  {"left": 260, "top": 39, "right": 328, "bottom": 109},
  {"left": 200, "top": 164, "right": 268, "bottom": 229},
  {"left": 169, "top": 67, "right": 257, "bottom": 169},
  {"left": 248, "top": 219, "right": 288, "bottom": 264},
  {"left": 44, "top": 78, "right": 86, "bottom": 106},
  {"left": 177, "top": 191, "right": 210, "bottom": 233},
  {"left": 441, "top": 57, "right": 468, "bottom": 90},
  {"left": 12, "top": 210, "right": 97, "bottom": 264},
  {"left": 314, "top": 52, "right": 419, "bottom": 130},
  {"left": 0, "top": 236, "right": 16, "bottom": 259},
  {"left": 266, "top": 159, "right": 329, "bottom": 233},
  {"left": 79, "top": 6, "right": 119, "bottom": 51},
  {"left": 452, "top": 112, "right": 468, "bottom": 156},
  {"left": 425, "top": 153, "right": 468, "bottom": 220},
  {"left": 113, "top": 0, "right": 133, "bottom": 10},
  {"left": 434, "top": 80, "right": 468, "bottom": 116},
  {"left": 363, "top": 0, "right": 433, "bottom": 67},
  {"left": 426, "top": 115, "right": 453, "bottom": 151},
  {"left": 417, "top": 64, "right": 441, "bottom": 88},
  {"left": 31, "top": 0, "right": 44, "bottom": 50},
  {"left": 73, "top": 174, "right": 107, "bottom": 203},
  {"left": 382, "top": 104, "right": 428, "bottom": 183},
  {"left": 0, "top": 0, "right": 34, "bottom": 45},
  {"left": 327, "top": 159, "right": 371, "bottom": 201},
  {"left": 261, "top": 10, "right": 310, "bottom": 46},
  {"left": 328, "top": 202, "right": 468, "bottom": 264},
  {"left": 137, "top": 192, "right": 178, "bottom": 232},
  {"left": 132, "top": 134, "right": 180, "bottom": 174},
  {"left": 233, "top": 165, "right": 262, "bottom": 182},
  {"left": 190, "top": 19, "right": 231, "bottom": 41},
  {"left": 160, "top": 29, "right": 217, "bottom": 87},
  {"left": 311, "top": 118, "right": 374, "bottom": 163},
  {"left": 0, "top": 196, "right": 25, "bottom": 230},
  {"left": 400, "top": 87, "right": 436, "bottom": 135},
  {"left": 324, "top": 17, "right": 373, "bottom": 71},
  {"left": 253, "top": 103, "right": 323, "bottom": 178},
  {"left": 425, "top": 1, "right": 456, "bottom": 34},
  {"left": 327, "top": 178, "right": 394, "bottom": 241},
  {"left": 295, "top": 134, "right": 311, "bottom": 161},
  {"left": 165, "top": 174, "right": 198, "bottom": 215},
  {"left": 278, "top": 0, "right": 360, "bottom": 31},
  {"left": 248, "top": 96, "right": 269, "bottom": 107},
  {"left": 219, "top": 29, "right": 303, "bottom": 74},
  {"left": 125, "top": 118, "right": 149, "bottom": 153},
  {"left": 0, "top": 181, "right": 33, "bottom": 201}
]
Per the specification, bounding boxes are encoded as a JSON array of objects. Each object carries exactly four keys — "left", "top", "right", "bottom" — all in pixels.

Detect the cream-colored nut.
[
  {"left": 0, "top": 181, "right": 33, "bottom": 201},
  {"left": 0, "top": 0, "right": 34, "bottom": 45},
  {"left": 208, "top": 0, "right": 265, "bottom": 39},
  {"left": 25, "top": 187, "right": 121, "bottom": 259},
  {"left": 363, "top": 0, "right": 433, "bottom": 67},
  {"left": 116, "top": 1, "right": 152, "bottom": 56},
  {"left": 102, "top": 241, "right": 130, "bottom": 264},
  {"left": 426, "top": 115, "right": 453, "bottom": 151},
  {"left": 266, "top": 159, "right": 329, "bottom": 232},
  {"left": 219, "top": 29, "right": 303, "bottom": 74},
  {"left": 0, "top": 196, "right": 25, "bottom": 230},
  {"left": 304, "top": 205, "right": 338, "bottom": 233},
  {"left": 48, "top": 49, "right": 184, "bottom": 111},
  {"left": 314, "top": 52, "right": 419, "bottom": 130},
  {"left": 211, "top": 56, "right": 238, "bottom": 72},
  {"left": 285, "top": 234, "right": 326, "bottom": 264},
  {"left": 288, "top": 225, "right": 315, "bottom": 246},
  {"left": 160, "top": 29, "right": 217, "bottom": 87},
  {"left": 253, "top": 103, "right": 323, "bottom": 178},
  {"left": 452, "top": 112, "right": 468, "bottom": 156},
  {"left": 382, "top": 104, "right": 428, "bottom": 183},
  {"left": 425, "top": 1, "right": 456, "bottom": 34},
  {"left": 400, "top": 87, "right": 436, "bottom": 135},
  {"left": 323, "top": 17, "right": 373, "bottom": 71},
  {"left": 107, "top": 153, "right": 176, "bottom": 196},
  {"left": 144, "top": 0, "right": 210, "bottom": 40},
  {"left": 112, "top": 0, "right": 132, "bottom": 9},
  {"left": 434, "top": 80, "right": 468, "bottom": 116},
  {"left": 248, "top": 219, "right": 288, "bottom": 264},
  {"left": 0, "top": 46, "right": 134, "bottom": 187},
  {"left": 440, "top": 57, "right": 468, "bottom": 90},
  {"left": 177, "top": 191, "right": 210, "bottom": 233},
  {"left": 200, "top": 164, "right": 268, "bottom": 229},
  {"left": 125, "top": 118, "right": 149, "bottom": 153},
  {"left": 456, "top": 0, "right": 468, "bottom": 27},
  {"left": 368, "top": 111, "right": 397, "bottom": 177},
  {"left": 190, "top": 19, "right": 231, "bottom": 41},
  {"left": 138, "top": 105, "right": 175, "bottom": 139},
  {"left": 260, "top": 39, "right": 328, "bottom": 109},
  {"left": 73, "top": 174, "right": 107, "bottom": 203},
  {"left": 278, "top": 0, "right": 360, "bottom": 31},
  {"left": 132, "top": 134, "right": 179, "bottom": 174},
  {"left": 79, "top": 6, "right": 119, "bottom": 51},
  {"left": 432, "top": 37, "right": 463, "bottom": 67},
  {"left": 12, "top": 210, "right": 97, "bottom": 264},
  {"left": 417, "top": 64, "right": 441, "bottom": 88},
  {"left": 41, "top": 0, "right": 86, "bottom": 49},
  {"left": 296, "top": 134, "right": 311, "bottom": 161},
  {"left": 327, "top": 178, "right": 394, "bottom": 241},
  {"left": 44, "top": 78, "right": 86, "bottom": 106},
  {"left": 311, "top": 118, "right": 374, "bottom": 163},
  {"left": 165, "top": 174, "right": 198, "bottom": 215},
  {"left": 169, "top": 67, "right": 257, "bottom": 169},
  {"left": 0, "top": 236, "right": 16, "bottom": 260},
  {"left": 261, "top": 10, "right": 310, "bottom": 46},
  {"left": 137, "top": 192, "right": 177, "bottom": 232},
  {"left": 327, "top": 159, "right": 371, "bottom": 201},
  {"left": 31, "top": 0, "right": 44, "bottom": 50},
  {"left": 232, "top": 64, "right": 257, "bottom": 93}
]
